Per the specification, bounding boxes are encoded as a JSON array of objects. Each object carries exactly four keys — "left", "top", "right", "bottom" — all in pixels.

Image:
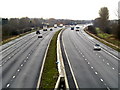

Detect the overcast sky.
[{"left": 0, "top": 0, "right": 119, "bottom": 20}]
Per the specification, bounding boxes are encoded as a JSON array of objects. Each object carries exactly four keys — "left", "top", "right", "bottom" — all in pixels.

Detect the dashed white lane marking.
[
  {"left": 0, "top": 64, "right": 2, "bottom": 67},
  {"left": 27, "top": 57, "right": 28, "bottom": 59},
  {"left": 17, "top": 69, "right": 20, "bottom": 72},
  {"left": 91, "top": 67, "right": 93, "bottom": 69},
  {"left": 9, "top": 57, "right": 11, "bottom": 59},
  {"left": 12, "top": 76, "right": 15, "bottom": 78},
  {"left": 29, "top": 54, "right": 31, "bottom": 55},
  {"left": 21, "top": 64, "right": 23, "bottom": 67},
  {"left": 107, "top": 87, "right": 110, "bottom": 90},
  {"left": 95, "top": 72, "right": 98, "bottom": 74},
  {"left": 88, "top": 62, "right": 90, "bottom": 64},
  {"left": 83, "top": 55, "right": 84, "bottom": 57},
  {"left": 24, "top": 60, "right": 26, "bottom": 62},
  {"left": 99, "top": 56, "right": 101, "bottom": 58},
  {"left": 100, "top": 79, "right": 104, "bottom": 82},
  {"left": 112, "top": 67, "right": 115, "bottom": 70},
  {"left": 103, "top": 59, "right": 105, "bottom": 61},
  {"left": 107, "top": 63, "right": 109, "bottom": 65},
  {"left": 85, "top": 59, "right": 87, "bottom": 60},
  {"left": 6, "top": 84, "right": 10, "bottom": 87}
]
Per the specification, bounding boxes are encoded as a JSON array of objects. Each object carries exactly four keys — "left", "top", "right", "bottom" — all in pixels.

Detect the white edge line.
[
  {"left": 81, "top": 29, "right": 119, "bottom": 60},
  {"left": 62, "top": 34, "right": 79, "bottom": 89},
  {"left": 102, "top": 49, "right": 120, "bottom": 60},
  {"left": 36, "top": 33, "right": 53, "bottom": 89},
  {"left": 55, "top": 30, "right": 69, "bottom": 89}
]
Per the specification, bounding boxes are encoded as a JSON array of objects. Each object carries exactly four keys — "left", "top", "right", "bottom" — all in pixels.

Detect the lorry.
[
  {"left": 43, "top": 25, "right": 47, "bottom": 31},
  {"left": 54, "top": 24, "right": 57, "bottom": 28}
]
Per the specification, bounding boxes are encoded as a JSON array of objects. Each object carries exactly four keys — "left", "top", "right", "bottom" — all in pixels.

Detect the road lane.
[
  {"left": 0, "top": 30, "right": 47, "bottom": 64},
  {"left": 62, "top": 27, "right": 118, "bottom": 89},
  {"left": 10, "top": 32, "right": 54, "bottom": 88},
  {"left": 1, "top": 28, "right": 59, "bottom": 88}
]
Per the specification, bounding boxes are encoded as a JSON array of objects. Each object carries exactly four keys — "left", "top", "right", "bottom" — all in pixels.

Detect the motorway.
[
  {"left": 61, "top": 26, "right": 119, "bottom": 89},
  {"left": 0, "top": 28, "right": 59, "bottom": 89}
]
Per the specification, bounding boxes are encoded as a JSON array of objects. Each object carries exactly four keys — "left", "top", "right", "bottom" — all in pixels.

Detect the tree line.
[
  {"left": 92, "top": 7, "right": 119, "bottom": 40},
  {"left": 2, "top": 17, "right": 90, "bottom": 40},
  {"left": 2, "top": 17, "right": 44, "bottom": 40}
]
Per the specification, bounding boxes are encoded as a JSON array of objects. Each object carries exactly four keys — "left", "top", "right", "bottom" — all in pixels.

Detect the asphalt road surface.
[
  {"left": 0, "top": 28, "right": 60, "bottom": 89},
  {"left": 62, "top": 26, "right": 118, "bottom": 89}
]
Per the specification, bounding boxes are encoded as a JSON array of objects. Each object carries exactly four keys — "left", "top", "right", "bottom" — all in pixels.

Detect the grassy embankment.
[
  {"left": 0, "top": 29, "right": 38, "bottom": 45},
  {"left": 40, "top": 30, "right": 61, "bottom": 88},
  {"left": 85, "top": 27, "right": 120, "bottom": 52}
]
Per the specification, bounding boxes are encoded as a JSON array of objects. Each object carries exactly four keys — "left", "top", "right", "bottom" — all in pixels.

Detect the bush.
[
  {"left": 87, "top": 25, "right": 97, "bottom": 34},
  {"left": 104, "top": 27, "right": 112, "bottom": 34},
  {"left": 11, "top": 30, "right": 19, "bottom": 35}
]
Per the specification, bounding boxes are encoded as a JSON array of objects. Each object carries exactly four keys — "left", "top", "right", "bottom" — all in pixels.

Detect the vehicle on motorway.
[
  {"left": 76, "top": 26, "right": 79, "bottom": 29},
  {"left": 76, "top": 29, "right": 79, "bottom": 31},
  {"left": 36, "top": 30, "right": 40, "bottom": 34},
  {"left": 50, "top": 28, "right": 53, "bottom": 31},
  {"left": 43, "top": 25, "right": 47, "bottom": 31},
  {"left": 75, "top": 25, "right": 80, "bottom": 31},
  {"left": 54, "top": 24, "right": 57, "bottom": 28},
  {"left": 43, "top": 29, "right": 47, "bottom": 31},
  {"left": 94, "top": 44, "right": 101, "bottom": 50},
  {"left": 38, "top": 34, "right": 42, "bottom": 38},
  {"left": 59, "top": 24, "right": 63, "bottom": 27},
  {"left": 71, "top": 27, "right": 74, "bottom": 30}
]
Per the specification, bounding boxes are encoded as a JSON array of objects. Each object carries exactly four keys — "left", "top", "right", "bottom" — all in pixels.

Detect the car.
[
  {"left": 43, "top": 29, "right": 47, "bottom": 31},
  {"left": 76, "top": 29, "right": 79, "bottom": 31},
  {"left": 50, "top": 28, "right": 53, "bottom": 31},
  {"left": 71, "top": 27, "right": 74, "bottom": 30},
  {"left": 36, "top": 30, "right": 40, "bottom": 34},
  {"left": 76, "top": 27, "right": 79, "bottom": 29},
  {"left": 38, "top": 34, "right": 42, "bottom": 38},
  {"left": 54, "top": 26, "right": 57, "bottom": 28},
  {"left": 94, "top": 44, "right": 101, "bottom": 50}
]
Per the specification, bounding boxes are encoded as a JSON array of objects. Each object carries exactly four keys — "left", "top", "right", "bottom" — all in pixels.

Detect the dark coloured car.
[
  {"left": 71, "top": 27, "right": 74, "bottom": 30},
  {"left": 43, "top": 29, "right": 47, "bottom": 31},
  {"left": 36, "top": 30, "right": 40, "bottom": 34},
  {"left": 50, "top": 28, "right": 53, "bottom": 31}
]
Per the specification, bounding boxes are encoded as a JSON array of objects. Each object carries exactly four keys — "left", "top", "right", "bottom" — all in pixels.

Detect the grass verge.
[
  {"left": 40, "top": 30, "right": 61, "bottom": 88},
  {"left": 85, "top": 29, "right": 120, "bottom": 52},
  {"left": 0, "top": 29, "right": 37, "bottom": 45}
]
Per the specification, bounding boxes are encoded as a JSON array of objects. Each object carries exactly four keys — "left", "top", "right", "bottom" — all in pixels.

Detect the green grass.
[
  {"left": 95, "top": 29, "right": 120, "bottom": 49},
  {"left": 95, "top": 27, "right": 102, "bottom": 33},
  {"left": 40, "top": 30, "right": 61, "bottom": 88},
  {"left": 85, "top": 29, "right": 120, "bottom": 52}
]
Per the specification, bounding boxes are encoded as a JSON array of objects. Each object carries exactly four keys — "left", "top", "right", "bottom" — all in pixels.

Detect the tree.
[
  {"left": 99, "top": 7, "right": 109, "bottom": 33},
  {"left": 99, "top": 7, "right": 109, "bottom": 21},
  {"left": 117, "top": 19, "right": 120, "bottom": 40},
  {"left": 2, "top": 18, "right": 8, "bottom": 25},
  {"left": 19, "top": 17, "right": 30, "bottom": 29}
]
